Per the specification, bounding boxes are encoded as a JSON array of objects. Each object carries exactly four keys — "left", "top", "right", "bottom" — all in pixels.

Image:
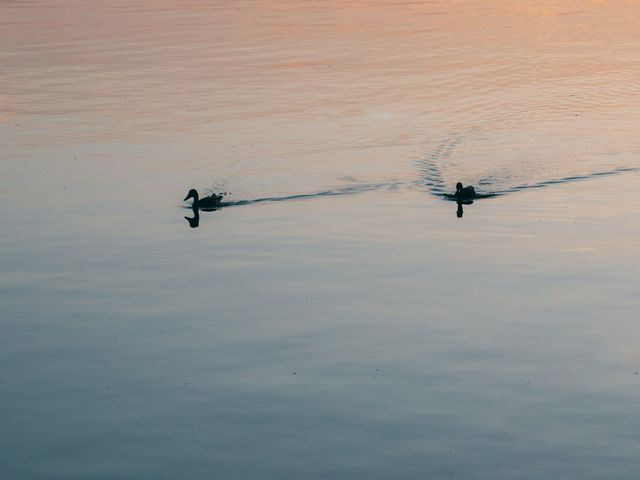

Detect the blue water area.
[{"left": 2, "top": 1, "right": 640, "bottom": 478}]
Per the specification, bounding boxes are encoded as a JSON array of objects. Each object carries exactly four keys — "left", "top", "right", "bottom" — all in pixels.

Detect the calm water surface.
[{"left": 2, "top": 1, "right": 640, "bottom": 478}]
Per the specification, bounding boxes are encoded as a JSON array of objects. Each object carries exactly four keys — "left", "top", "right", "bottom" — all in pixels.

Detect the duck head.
[
  {"left": 456, "top": 182, "right": 464, "bottom": 194},
  {"left": 184, "top": 189, "right": 199, "bottom": 204}
]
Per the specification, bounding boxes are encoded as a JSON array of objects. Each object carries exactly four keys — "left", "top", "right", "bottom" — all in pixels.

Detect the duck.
[
  {"left": 455, "top": 182, "right": 476, "bottom": 201},
  {"left": 183, "top": 189, "right": 224, "bottom": 210}
]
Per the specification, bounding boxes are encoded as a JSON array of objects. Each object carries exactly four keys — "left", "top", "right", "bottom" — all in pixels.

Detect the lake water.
[{"left": 2, "top": 1, "right": 640, "bottom": 478}]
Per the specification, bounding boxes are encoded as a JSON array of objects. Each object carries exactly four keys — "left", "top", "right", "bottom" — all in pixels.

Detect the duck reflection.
[
  {"left": 184, "top": 207, "right": 200, "bottom": 228},
  {"left": 456, "top": 199, "right": 473, "bottom": 219}
]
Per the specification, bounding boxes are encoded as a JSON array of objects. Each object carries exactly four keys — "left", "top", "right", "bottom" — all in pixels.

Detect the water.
[{"left": 2, "top": 1, "right": 640, "bottom": 478}]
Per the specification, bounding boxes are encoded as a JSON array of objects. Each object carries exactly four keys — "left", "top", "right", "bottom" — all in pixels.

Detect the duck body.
[
  {"left": 184, "top": 189, "right": 224, "bottom": 210},
  {"left": 455, "top": 182, "right": 476, "bottom": 201}
]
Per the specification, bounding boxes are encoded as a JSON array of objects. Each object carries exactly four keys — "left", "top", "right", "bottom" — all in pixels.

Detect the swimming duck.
[
  {"left": 183, "top": 189, "right": 224, "bottom": 210},
  {"left": 455, "top": 182, "right": 476, "bottom": 201}
]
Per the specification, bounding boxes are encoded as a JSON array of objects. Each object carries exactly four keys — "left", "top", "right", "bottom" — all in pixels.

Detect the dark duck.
[
  {"left": 183, "top": 189, "right": 224, "bottom": 211},
  {"left": 455, "top": 182, "right": 476, "bottom": 201}
]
